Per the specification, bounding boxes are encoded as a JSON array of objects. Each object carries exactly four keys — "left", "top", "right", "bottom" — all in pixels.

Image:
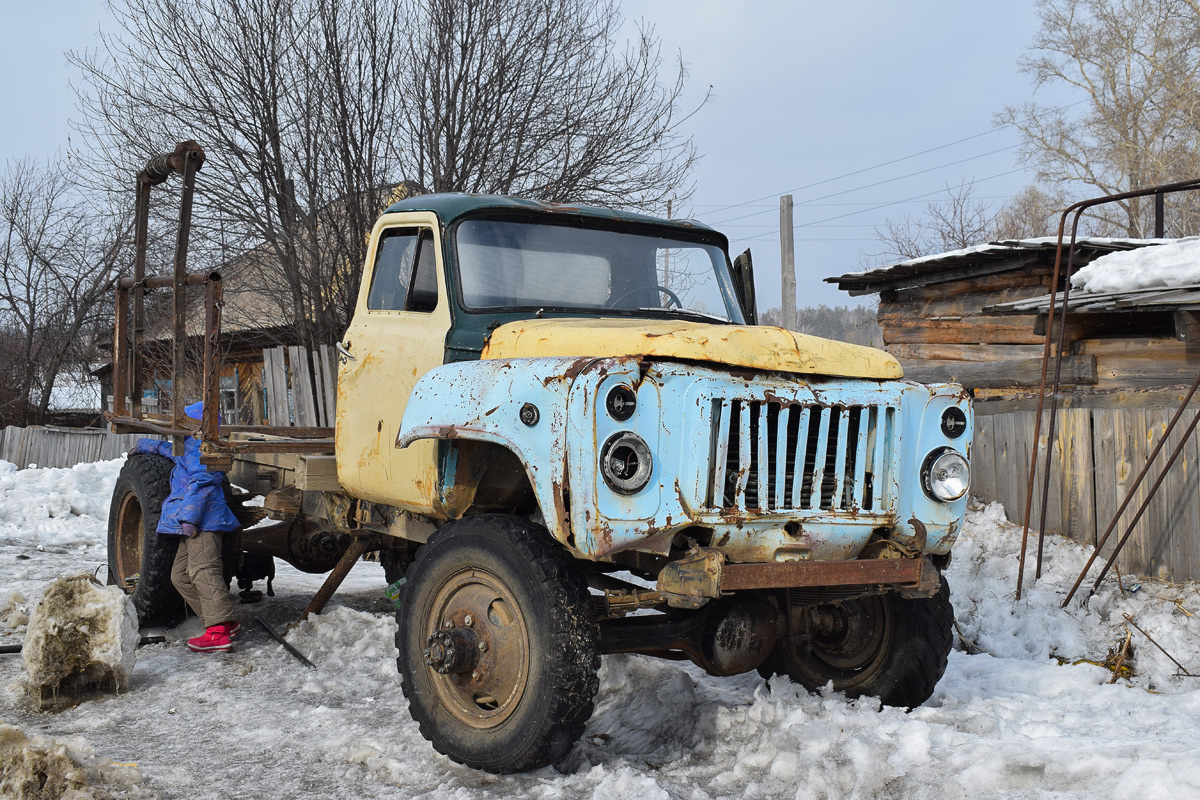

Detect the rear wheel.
[
  {"left": 760, "top": 577, "right": 954, "bottom": 709},
  {"left": 396, "top": 514, "right": 599, "bottom": 773},
  {"left": 107, "top": 454, "right": 185, "bottom": 627}
]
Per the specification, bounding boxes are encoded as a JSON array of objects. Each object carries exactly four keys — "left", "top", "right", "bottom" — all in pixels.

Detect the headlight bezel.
[
  {"left": 921, "top": 447, "right": 970, "bottom": 502},
  {"left": 599, "top": 431, "right": 653, "bottom": 494}
]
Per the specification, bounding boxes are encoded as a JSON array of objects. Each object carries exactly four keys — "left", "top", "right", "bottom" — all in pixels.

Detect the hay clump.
[
  {"left": 0, "top": 724, "right": 156, "bottom": 799},
  {"left": 22, "top": 573, "right": 139, "bottom": 708}
]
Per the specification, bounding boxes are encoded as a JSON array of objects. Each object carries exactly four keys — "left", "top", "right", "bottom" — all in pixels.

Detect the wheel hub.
[
  {"left": 424, "top": 569, "right": 531, "bottom": 728},
  {"left": 424, "top": 627, "right": 480, "bottom": 674}
]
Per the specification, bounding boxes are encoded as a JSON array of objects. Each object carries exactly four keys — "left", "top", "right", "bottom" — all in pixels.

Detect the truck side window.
[
  {"left": 367, "top": 229, "right": 419, "bottom": 311},
  {"left": 406, "top": 231, "right": 438, "bottom": 312}
]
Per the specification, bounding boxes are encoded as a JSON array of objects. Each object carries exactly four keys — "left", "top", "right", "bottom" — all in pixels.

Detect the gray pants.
[{"left": 171, "top": 530, "right": 238, "bottom": 628}]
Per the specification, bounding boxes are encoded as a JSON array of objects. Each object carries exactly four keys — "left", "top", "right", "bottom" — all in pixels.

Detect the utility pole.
[
  {"left": 663, "top": 199, "right": 672, "bottom": 285},
  {"left": 780, "top": 194, "right": 796, "bottom": 330}
]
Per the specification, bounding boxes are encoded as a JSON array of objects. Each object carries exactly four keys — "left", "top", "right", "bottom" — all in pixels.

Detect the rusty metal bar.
[
  {"left": 202, "top": 275, "right": 223, "bottom": 444},
  {"left": 297, "top": 536, "right": 375, "bottom": 621},
  {"left": 226, "top": 439, "right": 336, "bottom": 454},
  {"left": 131, "top": 178, "right": 151, "bottom": 418},
  {"left": 1155, "top": 191, "right": 1165, "bottom": 238},
  {"left": 1016, "top": 176, "right": 1200, "bottom": 600},
  {"left": 256, "top": 615, "right": 317, "bottom": 670},
  {"left": 112, "top": 286, "right": 130, "bottom": 417},
  {"left": 221, "top": 425, "right": 334, "bottom": 438},
  {"left": 1035, "top": 209, "right": 1087, "bottom": 581},
  {"left": 1062, "top": 366, "right": 1200, "bottom": 606},
  {"left": 118, "top": 271, "right": 217, "bottom": 290},
  {"left": 720, "top": 557, "right": 923, "bottom": 591},
  {"left": 170, "top": 149, "right": 201, "bottom": 456}
]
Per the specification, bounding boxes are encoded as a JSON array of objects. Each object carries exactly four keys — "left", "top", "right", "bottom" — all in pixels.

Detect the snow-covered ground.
[{"left": 4, "top": 459, "right": 1200, "bottom": 798}]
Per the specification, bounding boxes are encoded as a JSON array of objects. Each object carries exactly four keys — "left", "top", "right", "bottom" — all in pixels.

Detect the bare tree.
[
  {"left": 876, "top": 182, "right": 1009, "bottom": 261},
  {"left": 71, "top": 0, "right": 702, "bottom": 346},
  {"left": 1000, "top": 0, "right": 1200, "bottom": 236},
  {"left": 875, "top": 181, "right": 1075, "bottom": 263},
  {"left": 397, "top": 0, "right": 699, "bottom": 208},
  {"left": 71, "top": 0, "right": 405, "bottom": 349},
  {"left": 0, "top": 160, "right": 124, "bottom": 426}
]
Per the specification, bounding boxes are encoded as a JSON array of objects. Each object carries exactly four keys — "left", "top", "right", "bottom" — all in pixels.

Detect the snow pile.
[
  {"left": 22, "top": 574, "right": 139, "bottom": 708},
  {"left": 949, "top": 501, "right": 1200, "bottom": 691},
  {"left": 1072, "top": 237, "right": 1200, "bottom": 293},
  {"left": 0, "top": 723, "right": 154, "bottom": 799},
  {"left": 0, "top": 459, "right": 123, "bottom": 548}
]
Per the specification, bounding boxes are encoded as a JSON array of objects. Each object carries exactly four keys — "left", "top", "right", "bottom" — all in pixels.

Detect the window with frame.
[{"left": 366, "top": 228, "right": 438, "bottom": 312}]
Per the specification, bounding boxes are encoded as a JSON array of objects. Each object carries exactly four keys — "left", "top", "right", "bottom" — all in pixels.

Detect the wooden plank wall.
[
  {"left": 262, "top": 346, "right": 338, "bottom": 427},
  {"left": 974, "top": 400, "right": 1200, "bottom": 583},
  {"left": 0, "top": 426, "right": 150, "bottom": 470}
]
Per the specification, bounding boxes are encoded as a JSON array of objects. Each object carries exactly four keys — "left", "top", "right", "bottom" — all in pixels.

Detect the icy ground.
[{"left": 4, "top": 460, "right": 1200, "bottom": 798}]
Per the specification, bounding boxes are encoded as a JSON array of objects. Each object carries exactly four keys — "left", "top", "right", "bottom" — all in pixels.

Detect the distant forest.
[{"left": 759, "top": 305, "right": 883, "bottom": 348}]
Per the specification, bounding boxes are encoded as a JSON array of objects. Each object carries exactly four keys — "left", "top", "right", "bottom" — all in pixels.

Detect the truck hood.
[{"left": 481, "top": 318, "right": 903, "bottom": 379}]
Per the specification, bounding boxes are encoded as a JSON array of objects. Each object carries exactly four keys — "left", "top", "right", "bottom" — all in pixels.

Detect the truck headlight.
[
  {"left": 600, "top": 431, "right": 653, "bottom": 494},
  {"left": 922, "top": 448, "right": 969, "bottom": 502}
]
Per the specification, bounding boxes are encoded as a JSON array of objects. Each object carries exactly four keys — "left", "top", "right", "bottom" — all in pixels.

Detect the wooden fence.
[
  {"left": 0, "top": 425, "right": 149, "bottom": 470},
  {"left": 262, "top": 345, "right": 337, "bottom": 427},
  {"left": 973, "top": 392, "right": 1200, "bottom": 583}
]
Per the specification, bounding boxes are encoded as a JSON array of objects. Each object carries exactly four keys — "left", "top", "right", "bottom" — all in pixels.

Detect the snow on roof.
[
  {"left": 827, "top": 236, "right": 1176, "bottom": 294},
  {"left": 1071, "top": 237, "right": 1200, "bottom": 293},
  {"left": 48, "top": 376, "right": 101, "bottom": 412}
]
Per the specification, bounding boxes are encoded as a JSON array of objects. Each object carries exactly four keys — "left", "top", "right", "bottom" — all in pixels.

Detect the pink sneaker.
[
  {"left": 187, "top": 623, "right": 234, "bottom": 653},
  {"left": 227, "top": 622, "right": 242, "bottom": 638}
]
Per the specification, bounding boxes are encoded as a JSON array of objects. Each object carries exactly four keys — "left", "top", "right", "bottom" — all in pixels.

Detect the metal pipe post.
[
  {"left": 131, "top": 177, "right": 151, "bottom": 418},
  {"left": 112, "top": 287, "right": 130, "bottom": 417},
  {"left": 202, "top": 275, "right": 223, "bottom": 445},
  {"left": 170, "top": 150, "right": 200, "bottom": 456}
]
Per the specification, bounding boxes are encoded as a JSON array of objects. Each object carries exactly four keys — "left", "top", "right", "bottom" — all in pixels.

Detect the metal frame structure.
[
  {"left": 107, "top": 141, "right": 334, "bottom": 469},
  {"left": 1015, "top": 178, "right": 1200, "bottom": 602}
]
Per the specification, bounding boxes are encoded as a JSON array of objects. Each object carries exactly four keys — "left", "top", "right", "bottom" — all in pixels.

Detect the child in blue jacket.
[{"left": 131, "top": 401, "right": 241, "bottom": 652}]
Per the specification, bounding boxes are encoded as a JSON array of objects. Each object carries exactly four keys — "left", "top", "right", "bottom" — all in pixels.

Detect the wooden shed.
[{"left": 828, "top": 238, "right": 1200, "bottom": 583}]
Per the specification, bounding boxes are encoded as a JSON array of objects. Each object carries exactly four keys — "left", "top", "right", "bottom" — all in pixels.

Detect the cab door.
[{"left": 336, "top": 211, "right": 450, "bottom": 513}]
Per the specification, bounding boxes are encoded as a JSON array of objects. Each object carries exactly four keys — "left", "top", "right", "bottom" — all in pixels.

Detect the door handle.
[{"left": 336, "top": 341, "right": 356, "bottom": 361}]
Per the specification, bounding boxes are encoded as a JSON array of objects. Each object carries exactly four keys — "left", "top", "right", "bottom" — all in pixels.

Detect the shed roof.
[
  {"left": 986, "top": 284, "right": 1200, "bottom": 316},
  {"left": 826, "top": 237, "right": 1172, "bottom": 296}
]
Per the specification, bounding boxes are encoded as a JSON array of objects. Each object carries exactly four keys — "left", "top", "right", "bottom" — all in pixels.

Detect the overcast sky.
[{"left": 0, "top": 1, "right": 1071, "bottom": 311}]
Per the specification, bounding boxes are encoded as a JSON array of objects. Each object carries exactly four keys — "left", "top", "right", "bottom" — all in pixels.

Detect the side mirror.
[{"left": 732, "top": 248, "right": 758, "bottom": 325}]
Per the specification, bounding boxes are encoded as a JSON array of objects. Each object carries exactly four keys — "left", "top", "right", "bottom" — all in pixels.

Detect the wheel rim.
[
  {"left": 424, "top": 567, "right": 530, "bottom": 730},
  {"left": 113, "top": 491, "right": 143, "bottom": 591},
  {"left": 788, "top": 595, "right": 893, "bottom": 687}
]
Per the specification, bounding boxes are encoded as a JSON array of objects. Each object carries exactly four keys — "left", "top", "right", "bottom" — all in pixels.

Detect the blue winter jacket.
[{"left": 132, "top": 406, "right": 239, "bottom": 535}]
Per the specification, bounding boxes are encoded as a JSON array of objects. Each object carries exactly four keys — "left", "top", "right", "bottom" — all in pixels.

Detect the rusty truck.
[{"left": 107, "top": 142, "right": 972, "bottom": 774}]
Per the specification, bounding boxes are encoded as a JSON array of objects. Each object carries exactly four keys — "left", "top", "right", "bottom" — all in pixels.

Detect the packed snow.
[
  {"left": 1072, "top": 237, "right": 1200, "bottom": 293},
  {"left": 3, "top": 458, "right": 1200, "bottom": 798}
]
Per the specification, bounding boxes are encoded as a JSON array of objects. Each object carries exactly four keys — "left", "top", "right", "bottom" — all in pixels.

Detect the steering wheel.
[{"left": 606, "top": 284, "right": 683, "bottom": 310}]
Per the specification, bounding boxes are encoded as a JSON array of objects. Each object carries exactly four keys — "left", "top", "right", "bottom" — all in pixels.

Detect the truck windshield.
[{"left": 453, "top": 218, "right": 746, "bottom": 323}]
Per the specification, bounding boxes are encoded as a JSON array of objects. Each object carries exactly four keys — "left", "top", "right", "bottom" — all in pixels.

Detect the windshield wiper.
[{"left": 633, "top": 307, "right": 729, "bottom": 323}]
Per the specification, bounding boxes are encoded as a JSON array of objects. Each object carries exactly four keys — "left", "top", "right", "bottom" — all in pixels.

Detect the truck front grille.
[{"left": 706, "top": 399, "right": 895, "bottom": 513}]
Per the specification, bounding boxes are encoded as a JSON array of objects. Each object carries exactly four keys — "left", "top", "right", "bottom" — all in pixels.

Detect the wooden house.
[{"left": 828, "top": 238, "right": 1200, "bottom": 583}]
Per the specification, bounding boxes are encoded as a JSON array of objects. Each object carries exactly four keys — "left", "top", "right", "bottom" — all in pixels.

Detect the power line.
[
  {"left": 734, "top": 167, "right": 1026, "bottom": 242},
  {"left": 704, "top": 98, "right": 1087, "bottom": 218},
  {"left": 710, "top": 144, "right": 1021, "bottom": 226},
  {"left": 705, "top": 127, "right": 1012, "bottom": 217}
]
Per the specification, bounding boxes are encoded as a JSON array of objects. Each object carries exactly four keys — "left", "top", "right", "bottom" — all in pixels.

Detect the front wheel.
[
  {"left": 759, "top": 577, "right": 954, "bottom": 709},
  {"left": 396, "top": 514, "right": 599, "bottom": 773}
]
